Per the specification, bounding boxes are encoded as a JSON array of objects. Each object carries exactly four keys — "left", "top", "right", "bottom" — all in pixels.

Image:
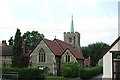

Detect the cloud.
[{"left": 0, "top": 0, "right": 118, "bottom": 46}]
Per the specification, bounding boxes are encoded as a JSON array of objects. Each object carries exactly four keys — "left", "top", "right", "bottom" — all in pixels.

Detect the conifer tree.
[{"left": 12, "top": 28, "right": 23, "bottom": 67}]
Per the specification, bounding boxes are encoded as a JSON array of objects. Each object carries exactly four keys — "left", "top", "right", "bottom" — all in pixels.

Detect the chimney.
[{"left": 2, "top": 40, "right": 7, "bottom": 45}]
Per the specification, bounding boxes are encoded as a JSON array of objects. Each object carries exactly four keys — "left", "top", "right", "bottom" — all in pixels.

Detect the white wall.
[
  {"left": 102, "top": 40, "right": 119, "bottom": 78},
  {"left": 103, "top": 52, "right": 112, "bottom": 78}
]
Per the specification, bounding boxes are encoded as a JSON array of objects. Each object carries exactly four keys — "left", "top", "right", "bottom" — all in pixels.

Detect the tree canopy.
[
  {"left": 10, "top": 29, "right": 44, "bottom": 68},
  {"left": 82, "top": 42, "right": 109, "bottom": 67},
  {"left": 23, "top": 31, "right": 44, "bottom": 50}
]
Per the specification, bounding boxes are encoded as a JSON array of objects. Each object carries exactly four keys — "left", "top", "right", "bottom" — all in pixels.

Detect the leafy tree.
[
  {"left": 81, "top": 47, "right": 90, "bottom": 58},
  {"left": 8, "top": 36, "right": 14, "bottom": 45},
  {"left": 23, "top": 31, "right": 44, "bottom": 50},
  {"left": 82, "top": 42, "right": 109, "bottom": 67}
]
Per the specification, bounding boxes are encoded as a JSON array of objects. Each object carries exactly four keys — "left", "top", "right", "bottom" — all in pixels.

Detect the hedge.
[
  {"left": 79, "top": 66, "right": 103, "bottom": 79},
  {"left": 60, "top": 62, "right": 80, "bottom": 78},
  {"left": 60, "top": 62, "right": 103, "bottom": 79},
  {"left": 2, "top": 67, "right": 44, "bottom": 80}
]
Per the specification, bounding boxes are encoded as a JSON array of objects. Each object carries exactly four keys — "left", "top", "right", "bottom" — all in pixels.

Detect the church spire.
[{"left": 70, "top": 15, "right": 74, "bottom": 32}]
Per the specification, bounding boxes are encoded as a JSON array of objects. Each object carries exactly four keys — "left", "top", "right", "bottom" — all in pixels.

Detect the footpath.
[{"left": 69, "top": 74, "right": 103, "bottom": 80}]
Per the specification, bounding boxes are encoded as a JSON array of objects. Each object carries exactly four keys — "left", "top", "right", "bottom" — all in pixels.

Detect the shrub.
[
  {"left": 60, "top": 62, "right": 80, "bottom": 78},
  {"left": 2, "top": 67, "right": 44, "bottom": 80},
  {"left": 79, "top": 66, "right": 103, "bottom": 79}
]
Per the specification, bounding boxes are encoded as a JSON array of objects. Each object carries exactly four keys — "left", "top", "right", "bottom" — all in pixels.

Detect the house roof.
[
  {"left": 103, "top": 36, "right": 120, "bottom": 56},
  {"left": 1, "top": 43, "right": 13, "bottom": 56},
  {"left": 109, "top": 36, "right": 120, "bottom": 50}
]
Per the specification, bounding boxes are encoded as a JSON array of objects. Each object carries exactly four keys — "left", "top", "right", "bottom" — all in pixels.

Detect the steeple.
[{"left": 70, "top": 15, "right": 74, "bottom": 32}]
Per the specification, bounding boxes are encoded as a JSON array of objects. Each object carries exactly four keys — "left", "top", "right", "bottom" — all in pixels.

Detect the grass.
[{"left": 45, "top": 76, "right": 69, "bottom": 80}]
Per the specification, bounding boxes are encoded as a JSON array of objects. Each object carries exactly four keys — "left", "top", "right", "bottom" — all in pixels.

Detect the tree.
[
  {"left": 81, "top": 47, "right": 90, "bottom": 58},
  {"left": 8, "top": 36, "right": 14, "bottom": 45},
  {"left": 12, "top": 28, "right": 23, "bottom": 67},
  {"left": 23, "top": 31, "right": 44, "bottom": 50},
  {"left": 82, "top": 42, "right": 109, "bottom": 67}
]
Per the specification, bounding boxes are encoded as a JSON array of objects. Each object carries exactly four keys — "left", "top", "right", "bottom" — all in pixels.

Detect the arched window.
[
  {"left": 65, "top": 53, "right": 70, "bottom": 62},
  {"left": 39, "top": 48, "right": 45, "bottom": 62}
]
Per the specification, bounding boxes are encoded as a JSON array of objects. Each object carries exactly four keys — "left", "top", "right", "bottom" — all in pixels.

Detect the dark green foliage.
[
  {"left": 12, "top": 55, "right": 30, "bottom": 68},
  {"left": 82, "top": 42, "right": 109, "bottom": 67},
  {"left": 13, "top": 28, "right": 23, "bottom": 56},
  {"left": 81, "top": 47, "right": 89, "bottom": 58},
  {"left": 23, "top": 31, "right": 44, "bottom": 50},
  {"left": 79, "top": 66, "right": 103, "bottom": 79},
  {"left": 60, "top": 62, "right": 80, "bottom": 78},
  {"left": 44, "top": 67, "right": 50, "bottom": 76},
  {"left": 8, "top": 36, "right": 14, "bottom": 45},
  {"left": 12, "top": 28, "right": 23, "bottom": 67},
  {"left": 2, "top": 67, "right": 44, "bottom": 80}
]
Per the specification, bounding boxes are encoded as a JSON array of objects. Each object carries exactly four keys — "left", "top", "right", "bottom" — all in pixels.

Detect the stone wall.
[{"left": 30, "top": 40, "right": 57, "bottom": 75}]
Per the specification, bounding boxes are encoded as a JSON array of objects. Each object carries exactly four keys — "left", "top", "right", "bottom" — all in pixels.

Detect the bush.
[
  {"left": 2, "top": 67, "right": 44, "bottom": 80},
  {"left": 60, "top": 62, "right": 80, "bottom": 78},
  {"left": 79, "top": 66, "right": 103, "bottom": 79}
]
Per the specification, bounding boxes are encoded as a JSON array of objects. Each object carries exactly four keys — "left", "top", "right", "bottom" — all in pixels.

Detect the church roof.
[
  {"left": 70, "top": 15, "right": 74, "bottom": 32},
  {"left": 54, "top": 39, "right": 72, "bottom": 50},
  {"left": 43, "top": 39, "right": 63, "bottom": 56},
  {"left": 54, "top": 39, "right": 84, "bottom": 59},
  {"left": 30, "top": 38, "right": 84, "bottom": 59}
]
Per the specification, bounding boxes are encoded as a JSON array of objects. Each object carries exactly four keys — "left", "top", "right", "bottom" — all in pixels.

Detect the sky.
[{"left": 0, "top": 0, "right": 119, "bottom": 46}]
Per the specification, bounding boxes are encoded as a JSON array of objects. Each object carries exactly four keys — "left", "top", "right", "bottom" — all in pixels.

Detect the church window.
[
  {"left": 65, "top": 53, "right": 70, "bottom": 62},
  {"left": 39, "top": 48, "right": 45, "bottom": 62},
  {"left": 69, "top": 38, "right": 72, "bottom": 43}
]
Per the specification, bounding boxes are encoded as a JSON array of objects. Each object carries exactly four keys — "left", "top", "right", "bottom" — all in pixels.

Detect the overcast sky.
[{"left": 0, "top": 0, "right": 119, "bottom": 46}]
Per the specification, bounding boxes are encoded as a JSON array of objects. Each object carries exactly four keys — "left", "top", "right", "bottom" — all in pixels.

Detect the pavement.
[
  {"left": 69, "top": 74, "right": 103, "bottom": 80},
  {"left": 90, "top": 74, "right": 103, "bottom": 80}
]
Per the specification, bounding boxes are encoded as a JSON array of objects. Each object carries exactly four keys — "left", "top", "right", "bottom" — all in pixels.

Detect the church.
[
  {"left": 1, "top": 16, "right": 86, "bottom": 76},
  {"left": 29, "top": 16, "right": 84, "bottom": 76}
]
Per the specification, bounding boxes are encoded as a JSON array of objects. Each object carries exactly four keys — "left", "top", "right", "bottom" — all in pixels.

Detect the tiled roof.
[
  {"left": 1, "top": 44, "right": 13, "bottom": 56},
  {"left": 54, "top": 39, "right": 84, "bottom": 59},
  {"left": 44, "top": 39, "right": 63, "bottom": 56},
  {"left": 30, "top": 38, "right": 84, "bottom": 59},
  {"left": 54, "top": 39, "right": 72, "bottom": 50},
  {"left": 68, "top": 47, "right": 84, "bottom": 59}
]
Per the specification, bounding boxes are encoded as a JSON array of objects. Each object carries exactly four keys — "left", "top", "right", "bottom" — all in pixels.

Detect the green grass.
[{"left": 45, "top": 76, "right": 68, "bottom": 80}]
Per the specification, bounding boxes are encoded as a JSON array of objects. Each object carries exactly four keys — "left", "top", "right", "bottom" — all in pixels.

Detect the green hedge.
[
  {"left": 60, "top": 62, "right": 80, "bottom": 78},
  {"left": 79, "top": 66, "right": 103, "bottom": 79},
  {"left": 60, "top": 62, "right": 102, "bottom": 79},
  {"left": 2, "top": 67, "right": 44, "bottom": 80}
]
